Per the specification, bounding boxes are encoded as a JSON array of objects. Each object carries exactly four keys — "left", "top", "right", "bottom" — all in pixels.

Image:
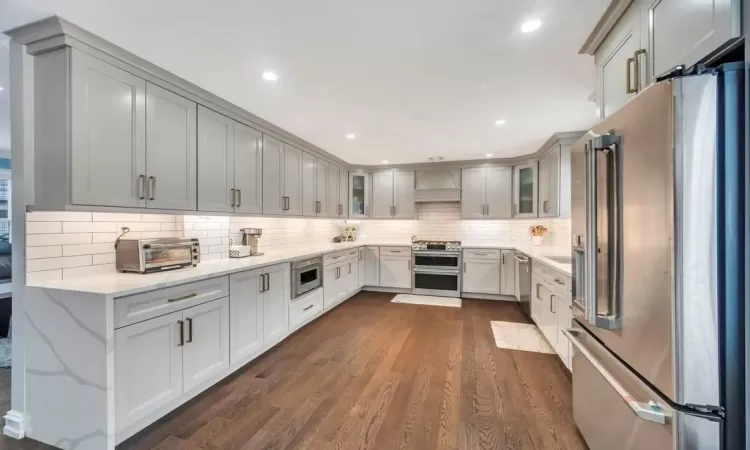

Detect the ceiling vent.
[{"left": 414, "top": 169, "right": 461, "bottom": 202}]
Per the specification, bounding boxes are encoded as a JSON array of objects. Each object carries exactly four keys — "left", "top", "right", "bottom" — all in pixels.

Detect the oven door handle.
[
  {"left": 412, "top": 251, "right": 461, "bottom": 257},
  {"left": 412, "top": 268, "right": 461, "bottom": 275}
]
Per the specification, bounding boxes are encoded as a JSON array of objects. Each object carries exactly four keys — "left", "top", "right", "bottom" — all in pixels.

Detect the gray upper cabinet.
[
  {"left": 461, "top": 167, "right": 511, "bottom": 219},
  {"left": 302, "top": 152, "right": 317, "bottom": 217},
  {"left": 197, "top": 106, "right": 234, "bottom": 213},
  {"left": 262, "top": 136, "right": 302, "bottom": 216},
  {"left": 316, "top": 159, "right": 329, "bottom": 217},
  {"left": 513, "top": 162, "right": 538, "bottom": 218},
  {"left": 371, "top": 172, "right": 394, "bottom": 219},
  {"left": 145, "top": 83, "right": 197, "bottom": 211},
  {"left": 339, "top": 169, "right": 349, "bottom": 218},
  {"left": 538, "top": 147, "right": 560, "bottom": 217},
  {"left": 649, "top": 0, "right": 739, "bottom": 81},
  {"left": 328, "top": 165, "right": 341, "bottom": 217},
  {"left": 349, "top": 172, "right": 370, "bottom": 218},
  {"left": 485, "top": 167, "right": 512, "bottom": 219},
  {"left": 393, "top": 171, "right": 415, "bottom": 219},
  {"left": 70, "top": 50, "right": 147, "bottom": 208},
  {"left": 233, "top": 123, "right": 263, "bottom": 215}
]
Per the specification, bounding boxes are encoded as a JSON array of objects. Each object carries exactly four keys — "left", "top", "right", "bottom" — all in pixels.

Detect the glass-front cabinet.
[
  {"left": 348, "top": 172, "right": 371, "bottom": 218},
  {"left": 513, "top": 162, "right": 538, "bottom": 218}
]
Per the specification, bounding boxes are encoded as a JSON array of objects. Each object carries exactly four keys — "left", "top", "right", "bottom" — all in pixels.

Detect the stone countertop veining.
[{"left": 27, "top": 240, "right": 570, "bottom": 297}]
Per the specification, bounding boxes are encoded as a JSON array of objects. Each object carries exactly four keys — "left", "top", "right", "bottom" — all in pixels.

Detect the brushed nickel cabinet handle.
[
  {"left": 633, "top": 49, "right": 647, "bottom": 92},
  {"left": 554, "top": 278, "right": 565, "bottom": 285},
  {"left": 177, "top": 320, "right": 184, "bottom": 346},
  {"left": 186, "top": 317, "right": 193, "bottom": 343},
  {"left": 303, "top": 304, "right": 314, "bottom": 311},
  {"left": 502, "top": 253, "right": 505, "bottom": 264},
  {"left": 550, "top": 295, "right": 556, "bottom": 314},
  {"left": 626, "top": 56, "right": 637, "bottom": 94},
  {"left": 348, "top": 262, "right": 352, "bottom": 274},
  {"left": 168, "top": 292, "right": 198, "bottom": 303},
  {"left": 543, "top": 200, "right": 548, "bottom": 213},
  {"left": 237, "top": 189, "right": 242, "bottom": 207},
  {"left": 230, "top": 188, "right": 236, "bottom": 207},
  {"left": 463, "top": 262, "right": 466, "bottom": 273},
  {"left": 536, "top": 283, "right": 541, "bottom": 300},
  {"left": 148, "top": 176, "right": 156, "bottom": 200},
  {"left": 408, "top": 259, "right": 411, "bottom": 271},
  {"left": 138, "top": 175, "right": 146, "bottom": 200}
]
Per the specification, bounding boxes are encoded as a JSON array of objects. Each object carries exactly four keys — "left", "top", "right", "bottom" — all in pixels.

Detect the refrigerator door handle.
[
  {"left": 587, "top": 135, "right": 622, "bottom": 330},
  {"left": 563, "top": 328, "right": 671, "bottom": 425}
]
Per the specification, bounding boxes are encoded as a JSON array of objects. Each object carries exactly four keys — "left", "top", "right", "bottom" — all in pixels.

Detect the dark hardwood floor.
[{"left": 2, "top": 292, "right": 586, "bottom": 449}]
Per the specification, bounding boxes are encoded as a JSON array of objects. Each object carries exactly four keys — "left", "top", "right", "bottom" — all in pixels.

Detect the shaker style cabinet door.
[
  {"left": 115, "top": 311, "right": 183, "bottom": 432},
  {"left": 393, "top": 171, "right": 416, "bottom": 218},
  {"left": 328, "top": 165, "right": 341, "bottom": 217},
  {"left": 145, "top": 83, "right": 197, "bottom": 211},
  {"left": 302, "top": 151, "right": 317, "bottom": 217},
  {"left": 461, "top": 168, "right": 485, "bottom": 218},
  {"left": 371, "top": 171, "right": 395, "bottom": 218},
  {"left": 485, "top": 166, "right": 512, "bottom": 219},
  {"left": 316, "top": 159, "right": 329, "bottom": 217},
  {"left": 513, "top": 162, "right": 538, "bottom": 218},
  {"left": 364, "top": 246, "right": 380, "bottom": 286},
  {"left": 262, "top": 264, "right": 290, "bottom": 346},
  {"left": 339, "top": 169, "right": 349, "bottom": 218},
  {"left": 262, "top": 135, "right": 284, "bottom": 215},
  {"left": 539, "top": 147, "right": 560, "bottom": 217},
  {"left": 500, "top": 250, "right": 516, "bottom": 296},
  {"left": 70, "top": 49, "right": 146, "bottom": 208},
  {"left": 379, "top": 256, "right": 411, "bottom": 289},
  {"left": 197, "top": 106, "right": 234, "bottom": 213},
  {"left": 233, "top": 123, "right": 264, "bottom": 215},
  {"left": 229, "top": 269, "right": 264, "bottom": 366},
  {"left": 463, "top": 259, "right": 501, "bottom": 294},
  {"left": 283, "top": 145, "right": 303, "bottom": 216},
  {"left": 181, "top": 298, "right": 230, "bottom": 393}
]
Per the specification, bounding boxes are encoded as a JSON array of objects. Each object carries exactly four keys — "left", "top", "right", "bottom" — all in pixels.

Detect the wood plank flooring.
[{"left": 2, "top": 292, "right": 587, "bottom": 450}]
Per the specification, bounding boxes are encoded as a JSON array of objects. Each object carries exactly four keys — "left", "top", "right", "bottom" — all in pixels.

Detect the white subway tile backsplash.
[
  {"left": 27, "top": 246, "right": 63, "bottom": 260},
  {"left": 27, "top": 233, "right": 92, "bottom": 246},
  {"left": 26, "top": 255, "right": 92, "bottom": 272},
  {"left": 28, "top": 212, "right": 92, "bottom": 222},
  {"left": 62, "top": 222, "right": 119, "bottom": 233},
  {"left": 92, "top": 212, "right": 143, "bottom": 222},
  {"left": 92, "top": 253, "right": 116, "bottom": 265},
  {"left": 26, "top": 222, "right": 63, "bottom": 234},
  {"left": 62, "top": 243, "right": 115, "bottom": 256},
  {"left": 117, "top": 222, "right": 163, "bottom": 232}
]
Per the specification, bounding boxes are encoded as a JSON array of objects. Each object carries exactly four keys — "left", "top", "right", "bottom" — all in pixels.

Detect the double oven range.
[{"left": 411, "top": 240, "right": 462, "bottom": 297}]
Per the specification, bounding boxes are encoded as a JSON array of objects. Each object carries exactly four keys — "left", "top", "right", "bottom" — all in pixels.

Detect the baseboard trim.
[
  {"left": 361, "top": 286, "right": 411, "bottom": 294},
  {"left": 3, "top": 410, "right": 26, "bottom": 439},
  {"left": 461, "top": 293, "right": 518, "bottom": 301}
]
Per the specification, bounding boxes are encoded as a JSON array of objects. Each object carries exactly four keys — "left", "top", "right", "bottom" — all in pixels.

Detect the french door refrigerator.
[{"left": 568, "top": 63, "right": 745, "bottom": 450}]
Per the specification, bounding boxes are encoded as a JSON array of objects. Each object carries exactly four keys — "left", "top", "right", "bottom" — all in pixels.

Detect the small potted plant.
[{"left": 529, "top": 224, "right": 547, "bottom": 246}]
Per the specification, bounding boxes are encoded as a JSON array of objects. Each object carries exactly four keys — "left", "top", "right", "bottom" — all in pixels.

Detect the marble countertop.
[{"left": 27, "top": 240, "right": 571, "bottom": 297}]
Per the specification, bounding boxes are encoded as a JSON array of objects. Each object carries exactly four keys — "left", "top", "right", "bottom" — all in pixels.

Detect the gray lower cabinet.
[
  {"left": 262, "top": 136, "right": 303, "bottom": 216},
  {"left": 144, "top": 83, "right": 197, "bottom": 211},
  {"left": 371, "top": 171, "right": 415, "bottom": 219},
  {"left": 513, "top": 162, "right": 538, "bottom": 218},
  {"left": 379, "top": 254, "right": 411, "bottom": 289},
  {"left": 500, "top": 250, "right": 515, "bottom": 296},
  {"left": 463, "top": 259, "right": 500, "bottom": 294},
  {"left": 461, "top": 167, "right": 512, "bottom": 219},
  {"left": 363, "top": 246, "right": 380, "bottom": 286},
  {"left": 198, "top": 106, "right": 263, "bottom": 214},
  {"left": 70, "top": 49, "right": 147, "bottom": 208}
]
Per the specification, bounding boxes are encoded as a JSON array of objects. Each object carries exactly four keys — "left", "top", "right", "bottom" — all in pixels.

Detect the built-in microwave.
[{"left": 291, "top": 257, "right": 322, "bottom": 299}]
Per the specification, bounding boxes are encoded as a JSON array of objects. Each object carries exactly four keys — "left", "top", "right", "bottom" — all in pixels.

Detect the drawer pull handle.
[
  {"left": 186, "top": 317, "right": 193, "bottom": 343},
  {"left": 471, "top": 253, "right": 489, "bottom": 256},
  {"left": 303, "top": 304, "right": 315, "bottom": 311},
  {"left": 168, "top": 292, "right": 198, "bottom": 303},
  {"left": 554, "top": 278, "right": 565, "bottom": 285}
]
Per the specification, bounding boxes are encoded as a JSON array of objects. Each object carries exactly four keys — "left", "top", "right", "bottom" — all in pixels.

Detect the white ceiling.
[{"left": 0, "top": 0, "right": 607, "bottom": 165}]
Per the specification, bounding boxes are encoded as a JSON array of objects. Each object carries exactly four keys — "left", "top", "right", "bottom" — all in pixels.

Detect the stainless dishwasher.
[{"left": 514, "top": 252, "right": 531, "bottom": 317}]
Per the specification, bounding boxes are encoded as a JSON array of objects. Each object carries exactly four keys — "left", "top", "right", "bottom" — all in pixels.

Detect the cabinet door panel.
[
  {"left": 197, "top": 106, "right": 234, "bottom": 213},
  {"left": 500, "top": 250, "right": 516, "bottom": 296},
  {"left": 182, "top": 297, "right": 230, "bottom": 392},
  {"left": 358, "top": 248, "right": 365, "bottom": 288},
  {"left": 364, "top": 246, "right": 380, "bottom": 286},
  {"left": 262, "top": 264, "right": 290, "bottom": 346},
  {"left": 556, "top": 295, "right": 572, "bottom": 368},
  {"left": 284, "top": 145, "right": 303, "bottom": 216},
  {"left": 316, "top": 159, "right": 329, "bottom": 217},
  {"left": 393, "top": 171, "right": 415, "bottom": 218},
  {"left": 349, "top": 172, "right": 371, "bottom": 218},
  {"left": 485, "top": 167, "right": 512, "bottom": 219},
  {"left": 513, "top": 162, "right": 538, "bottom": 218},
  {"left": 371, "top": 172, "right": 394, "bottom": 218},
  {"left": 530, "top": 277, "right": 544, "bottom": 327},
  {"left": 302, "top": 152, "right": 317, "bottom": 217},
  {"left": 262, "top": 135, "right": 284, "bottom": 215},
  {"left": 328, "top": 165, "right": 340, "bottom": 217},
  {"left": 233, "top": 123, "right": 263, "bottom": 214},
  {"left": 229, "top": 269, "right": 264, "bottom": 366},
  {"left": 323, "top": 265, "right": 338, "bottom": 309},
  {"left": 651, "top": 0, "right": 737, "bottom": 79},
  {"left": 145, "top": 83, "right": 197, "bottom": 211},
  {"left": 461, "top": 168, "right": 485, "bottom": 218},
  {"left": 379, "top": 256, "right": 411, "bottom": 289},
  {"left": 71, "top": 50, "right": 146, "bottom": 208},
  {"left": 539, "top": 148, "right": 560, "bottom": 217},
  {"left": 463, "top": 259, "right": 501, "bottom": 295},
  {"left": 346, "top": 260, "right": 359, "bottom": 295},
  {"left": 339, "top": 169, "right": 349, "bottom": 218},
  {"left": 115, "top": 311, "right": 183, "bottom": 432},
  {"left": 597, "top": 5, "right": 641, "bottom": 118}
]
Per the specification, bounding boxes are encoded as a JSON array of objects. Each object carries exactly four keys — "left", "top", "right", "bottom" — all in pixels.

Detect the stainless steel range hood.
[{"left": 414, "top": 169, "right": 461, "bottom": 202}]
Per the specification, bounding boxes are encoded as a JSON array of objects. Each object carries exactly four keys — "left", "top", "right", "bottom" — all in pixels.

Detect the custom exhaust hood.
[{"left": 414, "top": 169, "right": 461, "bottom": 202}]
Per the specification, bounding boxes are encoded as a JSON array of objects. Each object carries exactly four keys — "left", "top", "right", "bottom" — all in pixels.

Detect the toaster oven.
[{"left": 115, "top": 238, "right": 200, "bottom": 273}]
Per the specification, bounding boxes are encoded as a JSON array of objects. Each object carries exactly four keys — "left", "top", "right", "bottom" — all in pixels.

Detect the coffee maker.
[{"left": 229, "top": 228, "right": 264, "bottom": 258}]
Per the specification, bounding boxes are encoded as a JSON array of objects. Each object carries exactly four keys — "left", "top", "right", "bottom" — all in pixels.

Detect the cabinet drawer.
[
  {"left": 463, "top": 248, "right": 501, "bottom": 260},
  {"left": 324, "top": 250, "right": 349, "bottom": 266},
  {"left": 533, "top": 262, "right": 571, "bottom": 296},
  {"left": 289, "top": 288, "right": 324, "bottom": 330},
  {"left": 344, "top": 248, "right": 359, "bottom": 260},
  {"left": 115, "top": 276, "right": 229, "bottom": 328},
  {"left": 379, "top": 246, "right": 410, "bottom": 257}
]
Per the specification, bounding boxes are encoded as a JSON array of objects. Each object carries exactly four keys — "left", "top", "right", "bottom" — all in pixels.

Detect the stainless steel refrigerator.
[{"left": 568, "top": 63, "right": 745, "bottom": 450}]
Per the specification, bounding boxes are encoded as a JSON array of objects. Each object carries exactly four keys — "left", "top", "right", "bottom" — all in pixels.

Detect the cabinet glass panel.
[
  {"left": 519, "top": 168, "right": 534, "bottom": 214},
  {"left": 351, "top": 175, "right": 366, "bottom": 215}
]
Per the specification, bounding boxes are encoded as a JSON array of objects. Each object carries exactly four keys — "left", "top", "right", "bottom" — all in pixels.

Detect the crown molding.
[{"left": 579, "top": 0, "right": 635, "bottom": 55}]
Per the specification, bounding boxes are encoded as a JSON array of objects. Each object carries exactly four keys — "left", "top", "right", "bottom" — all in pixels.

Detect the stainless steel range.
[{"left": 411, "top": 239, "right": 462, "bottom": 297}]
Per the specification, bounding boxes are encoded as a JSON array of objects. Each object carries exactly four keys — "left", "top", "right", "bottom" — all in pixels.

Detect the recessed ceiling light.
[
  {"left": 346, "top": 133, "right": 356, "bottom": 140},
  {"left": 494, "top": 119, "right": 507, "bottom": 126},
  {"left": 382, "top": 160, "right": 389, "bottom": 164},
  {"left": 262, "top": 71, "right": 278, "bottom": 82},
  {"left": 486, "top": 153, "right": 493, "bottom": 158},
  {"left": 521, "top": 19, "right": 541, "bottom": 33}
]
